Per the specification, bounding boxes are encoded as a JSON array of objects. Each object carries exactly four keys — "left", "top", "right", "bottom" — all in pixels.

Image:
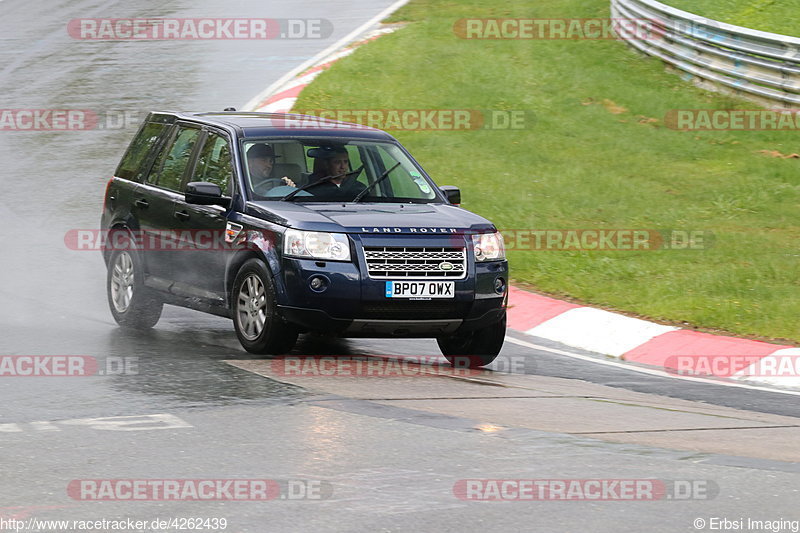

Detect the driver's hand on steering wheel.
[{"left": 253, "top": 176, "right": 296, "bottom": 195}]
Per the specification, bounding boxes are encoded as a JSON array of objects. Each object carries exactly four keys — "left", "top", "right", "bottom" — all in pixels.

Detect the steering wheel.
[{"left": 252, "top": 178, "right": 287, "bottom": 196}]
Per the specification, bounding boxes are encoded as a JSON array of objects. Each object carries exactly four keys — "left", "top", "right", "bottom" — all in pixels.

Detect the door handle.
[
  {"left": 134, "top": 198, "right": 149, "bottom": 209},
  {"left": 174, "top": 210, "right": 190, "bottom": 221}
]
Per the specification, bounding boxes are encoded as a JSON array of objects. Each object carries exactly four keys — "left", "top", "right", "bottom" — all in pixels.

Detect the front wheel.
[
  {"left": 107, "top": 248, "right": 163, "bottom": 329},
  {"left": 437, "top": 313, "right": 506, "bottom": 368},
  {"left": 232, "top": 259, "right": 298, "bottom": 355}
]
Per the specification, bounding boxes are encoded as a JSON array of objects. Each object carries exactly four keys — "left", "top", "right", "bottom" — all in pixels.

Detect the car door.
[
  {"left": 135, "top": 122, "right": 203, "bottom": 286},
  {"left": 170, "top": 128, "right": 234, "bottom": 300}
]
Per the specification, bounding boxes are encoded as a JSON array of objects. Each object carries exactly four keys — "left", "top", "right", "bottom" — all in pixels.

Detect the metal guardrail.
[{"left": 611, "top": 0, "right": 800, "bottom": 107}]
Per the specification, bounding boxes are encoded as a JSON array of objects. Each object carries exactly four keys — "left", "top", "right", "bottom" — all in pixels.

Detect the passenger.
[
  {"left": 247, "top": 144, "right": 295, "bottom": 194},
  {"left": 307, "top": 145, "right": 366, "bottom": 200}
]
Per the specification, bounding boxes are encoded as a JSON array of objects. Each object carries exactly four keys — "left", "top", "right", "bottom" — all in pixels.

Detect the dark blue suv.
[{"left": 101, "top": 112, "right": 508, "bottom": 367}]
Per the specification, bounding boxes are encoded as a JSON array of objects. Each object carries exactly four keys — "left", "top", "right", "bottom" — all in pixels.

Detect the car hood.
[{"left": 244, "top": 202, "right": 496, "bottom": 234}]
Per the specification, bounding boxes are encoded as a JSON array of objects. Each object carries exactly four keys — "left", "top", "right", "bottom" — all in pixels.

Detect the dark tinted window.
[
  {"left": 116, "top": 122, "right": 167, "bottom": 181},
  {"left": 192, "top": 132, "right": 233, "bottom": 195},
  {"left": 243, "top": 139, "right": 437, "bottom": 202},
  {"left": 148, "top": 126, "right": 201, "bottom": 191}
]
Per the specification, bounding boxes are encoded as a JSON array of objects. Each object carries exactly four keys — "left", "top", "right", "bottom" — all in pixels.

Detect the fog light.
[
  {"left": 309, "top": 275, "right": 329, "bottom": 292},
  {"left": 494, "top": 277, "right": 506, "bottom": 295}
]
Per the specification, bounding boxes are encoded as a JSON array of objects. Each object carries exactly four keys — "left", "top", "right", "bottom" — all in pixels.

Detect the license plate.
[{"left": 385, "top": 281, "right": 455, "bottom": 299}]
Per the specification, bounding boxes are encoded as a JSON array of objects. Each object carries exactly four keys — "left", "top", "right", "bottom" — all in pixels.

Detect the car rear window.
[
  {"left": 115, "top": 121, "right": 168, "bottom": 181},
  {"left": 147, "top": 126, "right": 202, "bottom": 191}
]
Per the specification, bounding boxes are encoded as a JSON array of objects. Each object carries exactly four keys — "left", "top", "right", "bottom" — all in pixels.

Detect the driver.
[
  {"left": 307, "top": 145, "right": 366, "bottom": 200},
  {"left": 247, "top": 144, "right": 295, "bottom": 193}
]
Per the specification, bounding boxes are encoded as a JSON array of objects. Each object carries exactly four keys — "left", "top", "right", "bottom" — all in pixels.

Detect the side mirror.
[
  {"left": 439, "top": 185, "right": 461, "bottom": 206},
  {"left": 185, "top": 182, "right": 231, "bottom": 208}
]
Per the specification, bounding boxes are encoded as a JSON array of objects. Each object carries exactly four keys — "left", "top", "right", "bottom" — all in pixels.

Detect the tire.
[
  {"left": 232, "top": 258, "right": 298, "bottom": 355},
  {"left": 437, "top": 313, "right": 506, "bottom": 368},
  {"left": 107, "top": 247, "right": 163, "bottom": 329}
]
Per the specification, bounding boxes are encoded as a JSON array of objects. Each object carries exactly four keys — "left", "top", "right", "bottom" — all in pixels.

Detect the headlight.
[
  {"left": 472, "top": 232, "right": 505, "bottom": 261},
  {"left": 283, "top": 229, "right": 351, "bottom": 261}
]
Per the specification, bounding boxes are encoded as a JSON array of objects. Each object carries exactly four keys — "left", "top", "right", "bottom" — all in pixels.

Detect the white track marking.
[
  {"left": 526, "top": 307, "right": 677, "bottom": 357},
  {"left": 0, "top": 414, "right": 193, "bottom": 434},
  {"left": 505, "top": 336, "right": 800, "bottom": 397},
  {"left": 733, "top": 348, "right": 800, "bottom": 388}
]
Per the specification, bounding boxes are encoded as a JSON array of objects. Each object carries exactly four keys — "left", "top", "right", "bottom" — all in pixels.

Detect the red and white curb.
[
  {"left": 508, "top": 287, "right": 800, "bottom": 390},
  {"left": 242, "top": 4, "right": 799, "bottom": 391},
  {"left": 249, "top": 28, "right": 397, "bottom": 113}
]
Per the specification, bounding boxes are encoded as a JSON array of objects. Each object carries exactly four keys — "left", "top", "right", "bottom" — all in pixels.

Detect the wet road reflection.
[{"left": 0, "top": 0, "right": 400, "bottom": 423}]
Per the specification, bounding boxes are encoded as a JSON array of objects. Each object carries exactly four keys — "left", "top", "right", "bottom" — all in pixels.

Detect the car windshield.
[{"left": 242, "top": 139, "right": 440, "bottom": 203}]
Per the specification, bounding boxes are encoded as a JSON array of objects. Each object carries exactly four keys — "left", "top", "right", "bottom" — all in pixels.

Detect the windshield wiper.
[
  {"left": 281, "top": 165, "right": 364, "bottom": 201},
  {"left": 351, "top": 162, "right": 401, "bottom": 203}
]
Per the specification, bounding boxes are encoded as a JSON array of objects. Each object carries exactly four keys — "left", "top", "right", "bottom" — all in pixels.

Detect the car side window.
[
  {"left": 148, "top": 125, "right": 201, "bottom": 191},
  {"left": 192, "top": 132, "right": 233, "bottom": 195},
  {"left": 116, "top": 121, "right": 168, "bottom": 181}
]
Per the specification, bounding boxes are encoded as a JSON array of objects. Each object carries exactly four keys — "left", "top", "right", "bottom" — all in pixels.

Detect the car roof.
[{"left": 157, "top": 111, "right": 396, "bottom": 141}]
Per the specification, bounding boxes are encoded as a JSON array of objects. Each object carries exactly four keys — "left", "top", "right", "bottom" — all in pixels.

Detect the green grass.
[
  {"left": 294, "top": 0, "right": 800, "bottom": 343},
  {"left": 662, "top": 0, "right": 800, "bottom": 36}
]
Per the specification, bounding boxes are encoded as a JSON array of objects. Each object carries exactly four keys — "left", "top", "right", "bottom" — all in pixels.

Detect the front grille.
[{"left": 363, "top": 247, "right": 467, "bottom": 279}]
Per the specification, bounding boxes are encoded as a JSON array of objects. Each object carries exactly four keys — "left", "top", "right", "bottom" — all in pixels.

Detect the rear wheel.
[
  {"left": 232, "top": 259, "right": 298, "bottom": 355},
  {"left": 107, "top": 247, "right": 163, "bottom": 329},
  {"left": 437, "top": 313, "right": 506, "bottom": 368}
]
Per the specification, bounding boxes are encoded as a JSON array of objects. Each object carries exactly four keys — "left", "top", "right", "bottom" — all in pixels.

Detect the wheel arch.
[
  {"left": 103, "top": 223, "right": 136, "bottom": 266},
  {"left": 225, "top": 247, "right": 284, "bottom": 309}
]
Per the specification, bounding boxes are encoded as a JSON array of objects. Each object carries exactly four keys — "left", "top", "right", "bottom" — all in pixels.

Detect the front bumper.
[
  {"left": 274, "top": 233, "right": 508, "bottom": 337},
  {"left": 279, "top": 301, "right": 506, "bottom": 337}
]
